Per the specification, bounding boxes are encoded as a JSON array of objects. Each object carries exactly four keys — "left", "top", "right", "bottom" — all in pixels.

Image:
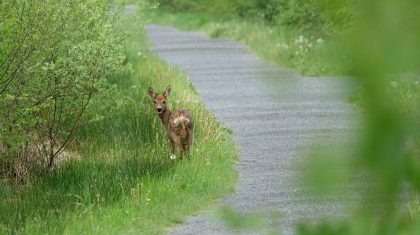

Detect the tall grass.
[{"left": 0, "top": 11, "right": 237, "bottom": 234}]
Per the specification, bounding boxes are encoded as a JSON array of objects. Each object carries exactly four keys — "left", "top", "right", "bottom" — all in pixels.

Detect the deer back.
[{"left": 169, "top": 109, "right": 194, "bottom": 139}]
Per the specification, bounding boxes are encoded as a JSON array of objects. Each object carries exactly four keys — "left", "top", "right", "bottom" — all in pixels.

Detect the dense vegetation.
[
  {"left": 157, "top": 0, "right": 355, "bottom": 36},
  {"left": 0, "top": 1, "right": 237, "bottom": 234},
  {"left": 0, "top": 0, "right": 126, "bottom": 179}
]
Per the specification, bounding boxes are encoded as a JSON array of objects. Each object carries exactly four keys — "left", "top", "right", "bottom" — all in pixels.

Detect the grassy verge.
[{"left": 0, "top": 10, "right": 237, "bottom": 234}]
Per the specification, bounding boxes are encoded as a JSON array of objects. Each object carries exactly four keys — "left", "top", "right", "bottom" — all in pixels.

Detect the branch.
[{"left": 51, "top": 92, "right": 92, "bottom": 161}]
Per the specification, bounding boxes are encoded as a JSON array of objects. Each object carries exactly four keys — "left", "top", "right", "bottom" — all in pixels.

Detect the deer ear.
[
  {"left": 163, "top": 86, "right": 171, "bottom": 97},
  {"left": 148, "top": 87, "right": 156, "bottom": 99}
]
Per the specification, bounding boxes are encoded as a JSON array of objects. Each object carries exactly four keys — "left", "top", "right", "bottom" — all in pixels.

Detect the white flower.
[
  {"left": 170, "top": 154, "right": 176, "bottom": 160},
  {"left": 316, "top": 38, "right": 324, "bottom": 44},
  {"left": 308, "top": 43, "right": 313, "bottom": 48}
]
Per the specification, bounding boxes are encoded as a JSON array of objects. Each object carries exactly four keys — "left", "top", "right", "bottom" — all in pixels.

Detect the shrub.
[
  {"left": 0, "top": 0, "right": 126, "bottom": 180},
  {"left": 231, "top": 0, "right": 285, "bottom": 22},
  {"left": 156, "top": 0, "right": 356, "bottom": 36},
  {"left": 273, "top": 0, "right": 355, "bottom": 36},
  {"left": 156, "top": 0, "right": 235, "bottom": 17}
]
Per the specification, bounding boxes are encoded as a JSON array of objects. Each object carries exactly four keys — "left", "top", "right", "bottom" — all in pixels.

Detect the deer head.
[{"left": 148, "top": 86, "right": 171, "bottom": 114}]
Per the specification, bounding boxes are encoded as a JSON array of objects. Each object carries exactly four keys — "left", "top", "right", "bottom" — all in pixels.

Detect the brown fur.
[{"left": 148, "top": 86, "right": 194, "bottom": 158}]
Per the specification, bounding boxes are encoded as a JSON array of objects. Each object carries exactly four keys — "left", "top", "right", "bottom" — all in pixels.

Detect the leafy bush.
[
  {"left": 231, "top": 0, "right": 285, "bottom": 22},
  {"left": 155, "top": 0, "right": 355, "bottom": 36},
  {"left": 0, "top": 0, "right": 126, "bottom": 180},
  {"left": 156, "top": 0, "right": 236, "bottom": 17}
]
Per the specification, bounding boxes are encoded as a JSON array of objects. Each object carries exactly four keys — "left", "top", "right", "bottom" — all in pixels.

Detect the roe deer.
[{"left": 148, "top": 86, "right": 194, "bottom": 159}]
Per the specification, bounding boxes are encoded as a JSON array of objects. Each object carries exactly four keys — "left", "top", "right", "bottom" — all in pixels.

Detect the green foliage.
[
  {"left": 275, "top": 0, "right": 355, "bottom": 35},
  {"left": 156, "top": 0, "right": 236, "bottom": 17},
  {"left": 300, "top": 0, "right": 420, "bottom": 234},
  {"left": 155, "top": 0, "right": 355, "bottom": 36},
  {"left": 231, "top": 0, "right": 285, "bottom": 22},
  {"left": 0, "top": 0, "right": 126, "bottom": 177}
]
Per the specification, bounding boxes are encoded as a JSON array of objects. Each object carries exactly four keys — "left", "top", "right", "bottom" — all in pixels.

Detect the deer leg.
[
  {"left": 180, "top": 140, "right": 190, "bottom": 160},
  {"left": 173, "top": 142, "right": 184, "bottom": 160},
  {"left": 180, "top": 148, "right": 186, "bottom": 160},
  {"left": 183, "top": 146, "right": 190, "bottom": 160},
  {"left": 187, "top": 127, "right": 194, "bottom": 148},
  {"left": 184, "top": 129, "right": 193, "bottom": 159},
  {"left": 169, "top": 140, "right": 175, "bottom": 156}
]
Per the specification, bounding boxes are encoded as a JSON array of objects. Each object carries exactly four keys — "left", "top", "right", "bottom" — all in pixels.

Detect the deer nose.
[{"left": 156, "top": 107, "right": 162, "bottom": 113}]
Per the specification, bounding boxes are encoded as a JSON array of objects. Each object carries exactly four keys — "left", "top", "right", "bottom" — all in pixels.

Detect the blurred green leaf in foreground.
[{"left": 302, "top": 0, "right": 420, "bottom": 234}]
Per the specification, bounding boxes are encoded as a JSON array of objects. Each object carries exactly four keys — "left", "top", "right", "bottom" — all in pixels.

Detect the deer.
[{"left": 148, "top": 86, "right": 194, "bottom": 159}]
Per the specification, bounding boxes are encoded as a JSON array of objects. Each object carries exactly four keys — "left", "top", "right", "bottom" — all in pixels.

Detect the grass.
[{"left": 0, "top": 10, "right": 237, "bottom": 234}]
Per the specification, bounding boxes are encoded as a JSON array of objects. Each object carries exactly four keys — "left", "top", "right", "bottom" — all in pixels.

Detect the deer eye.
[{"left": 163, "top": 101, "right": 166, "bottom": 104}]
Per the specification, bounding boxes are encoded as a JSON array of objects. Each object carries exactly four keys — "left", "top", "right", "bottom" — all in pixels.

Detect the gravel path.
[{"left": 146, "top": 25, "right": 358, "bottom": 235}]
